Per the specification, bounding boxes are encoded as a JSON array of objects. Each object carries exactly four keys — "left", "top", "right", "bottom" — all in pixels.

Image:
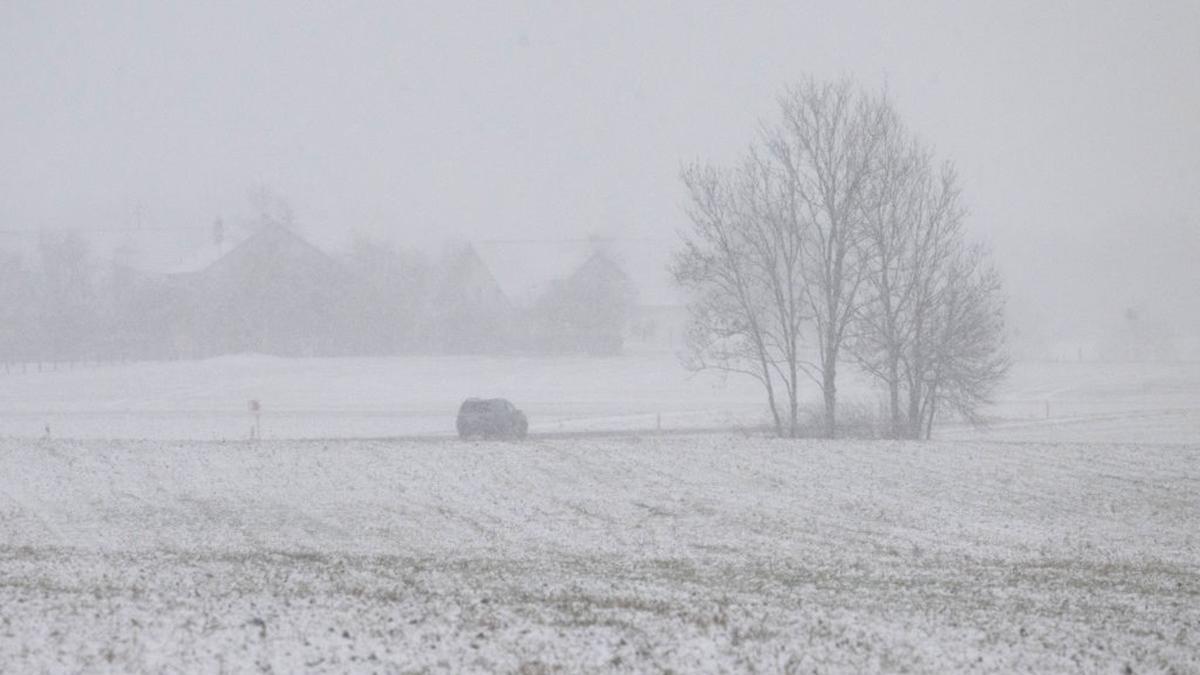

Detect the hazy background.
[{"left": 3, "top": 0, "right": 1198, "bottom": 352}]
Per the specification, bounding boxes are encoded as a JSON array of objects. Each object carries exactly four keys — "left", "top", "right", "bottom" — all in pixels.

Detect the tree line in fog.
[{"left": 0, "top": 228, "right": 637, "bottom": 366}]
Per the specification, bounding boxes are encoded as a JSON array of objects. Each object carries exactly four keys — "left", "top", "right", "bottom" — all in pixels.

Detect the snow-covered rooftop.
[{"left": 475, "top": 239, "right": 681, "bottom": 308}]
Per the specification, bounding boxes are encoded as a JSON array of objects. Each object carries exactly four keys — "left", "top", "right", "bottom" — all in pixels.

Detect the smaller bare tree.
[
  {"left": 847, "top": 108, "right": 927, "bottom": 437},
  {"left": 673, "top": 157, "right": 809, "bottom": 437},
  {"left": 915, "top": 246, "right": 1009, "bottom": 437},
  {"left": 851, "top": 120, "right": 1008, "bottom": 438}
]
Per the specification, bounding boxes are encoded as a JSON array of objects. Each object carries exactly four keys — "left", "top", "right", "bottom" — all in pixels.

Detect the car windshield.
[{"left": 462, "top": 399, "right": 507, "bottom": 413}]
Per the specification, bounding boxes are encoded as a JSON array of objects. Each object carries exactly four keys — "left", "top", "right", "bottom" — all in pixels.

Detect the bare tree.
[
  {"left": 914, "top": 246, "right": 1009, "bottom": 438},
  {"left": 672, "top": 156, "right": 808, "bottom": 437},
  {"left": 765, "top": 78, "right": 890, "bottom": 437},
  {"left": 851, "top": 117, "right": 956, "bottom": 437},
  {"left": 852, "top": 128, "right": 1008, "bottom": 438},
  {"left": 675, "top": 76, "right": 1007, "bottom": 440}
]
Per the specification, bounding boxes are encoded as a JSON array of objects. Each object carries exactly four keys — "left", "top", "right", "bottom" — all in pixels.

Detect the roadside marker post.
[{"left": 249, "top": 399, "right": 261, "bottom": 440}]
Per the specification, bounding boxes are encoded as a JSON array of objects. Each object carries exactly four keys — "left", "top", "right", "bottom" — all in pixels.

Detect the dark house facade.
[{"left": 191, "top": 225, "right": 354, "bottom": 357}]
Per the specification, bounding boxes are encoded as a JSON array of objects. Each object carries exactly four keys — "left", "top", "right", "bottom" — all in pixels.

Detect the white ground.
[
  {"left": 1, "top": 436, "right": 1197, "bottom": 672},
  {"left": 1, "top": 355, "right": 1198, "bottom": 671}
]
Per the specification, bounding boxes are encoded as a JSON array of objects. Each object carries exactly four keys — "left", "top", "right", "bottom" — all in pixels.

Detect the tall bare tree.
[{"left": 763, "top": 79, "right": 891, "bottom": 437}]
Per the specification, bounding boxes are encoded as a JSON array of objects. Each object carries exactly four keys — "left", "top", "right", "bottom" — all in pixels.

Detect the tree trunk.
[
  {"left": 924, "top": 393, "right": 937, "bottom": 440},
  {"left": 762, "top": 359, "right": 784, "bottom": 438},
  {"left": 906, "top": 380, "right": 923, "bottom": 440},
  {"left": 822, "top": 356, "right": 838, "bottom": 438},
  {"left": 787, "top": 357, "right": 800, "bottom": 438},
  {"left": 887, "top": 356, "right": 901, "bottom": 439},
  {"left": 789, "top": 392, "right": 799, "bottom": 438},
  {"left": 766, "top": 386, "right": 783, "bottom": 438}
]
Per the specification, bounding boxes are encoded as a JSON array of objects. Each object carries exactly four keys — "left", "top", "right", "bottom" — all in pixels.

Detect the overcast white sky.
[{"left": 2, "top": 1, "right": 1198, "bottom": 341}]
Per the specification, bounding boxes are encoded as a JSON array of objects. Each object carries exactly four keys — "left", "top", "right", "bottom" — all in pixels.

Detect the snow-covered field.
[
  {"left": 1, "top": 436, "right": 1196, "bottom": 672},
  {"left": 2, "top": 356, "right": 1198, "bottom": 671}
]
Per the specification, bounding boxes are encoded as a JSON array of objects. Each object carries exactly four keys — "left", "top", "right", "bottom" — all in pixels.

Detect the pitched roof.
[
  {"left": 475, "top": 239, "right": 681, "bottom": 308},
  {"left": 197, "top": 224, "right": 343, "bottom": 281},
  {"left": 434, "top": 243, "right": 511, "bottom": 308}
]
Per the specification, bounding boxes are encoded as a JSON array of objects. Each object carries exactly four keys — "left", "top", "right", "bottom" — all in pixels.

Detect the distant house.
[
  {"left": 8, "top": 224, "right": 690, "bottom": 360},
  {"left": 104, "top": 223, "right": 353, "bottom": 359},
  {"left": 531, "top": 251, "right": 636, "bottom": 355},
  {"left": 428, "top": 243, "right": 514, "bottom": 353},
  {"left": 475, "top": 239, "right": 686, "bottom": 355},
  {"left": 188, "top": 224, "right": 354, "bottom": 357}
]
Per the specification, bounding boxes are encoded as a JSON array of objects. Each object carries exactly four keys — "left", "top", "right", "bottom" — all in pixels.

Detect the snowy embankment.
[{"left": 1, "top": 436, "right": 1196, "bottom": 671}]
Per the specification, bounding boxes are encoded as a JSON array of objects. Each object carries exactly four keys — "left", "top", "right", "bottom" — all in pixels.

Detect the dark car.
[{"left": 456, "top": 398, "right": 528, "bottom": 440}]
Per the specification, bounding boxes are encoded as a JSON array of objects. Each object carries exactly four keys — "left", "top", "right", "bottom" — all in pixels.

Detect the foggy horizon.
[{"left": 4, "top": 1, "right": 1199, "bottom": 347}]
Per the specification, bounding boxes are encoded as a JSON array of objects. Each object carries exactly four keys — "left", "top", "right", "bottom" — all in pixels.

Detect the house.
[
  {"left": 187, "top": 224, "right": 355, "bottom": 357},
  {"left": 530, "top": 250, "right": 636, "bottom": 354},
  {"left": 101, "top": 224, "right": 355, "bottom": 358},
  {"left": 475, "top": 238, "right": 687, "bottom": 354},
  {"left": 4, "top": 224, "right": 690, "bottom": 360},
  {"left": 427, "top": 243, "right": 514, "bottom": 353}
]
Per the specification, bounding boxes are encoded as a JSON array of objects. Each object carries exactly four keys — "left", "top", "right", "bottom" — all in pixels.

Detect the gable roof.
[
  {"left": 567, "top": 250, "right": 632, "bottom": 288},
  {"left": 195, "top": 224, "right": 343, "bottom": 280},
  {"left": 434, "top": 243, "right": 511, "bottom": 309},
  {"left": 475, "top": 238, "right": 681, "bottom": 308}
]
